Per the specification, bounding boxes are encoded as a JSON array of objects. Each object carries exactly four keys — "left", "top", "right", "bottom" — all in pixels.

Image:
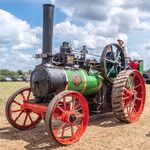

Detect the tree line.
[{"left": 0, "top": 69, "right": 32, "bottom": 80}]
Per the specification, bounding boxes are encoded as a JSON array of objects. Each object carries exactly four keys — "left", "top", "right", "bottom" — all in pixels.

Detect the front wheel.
[
  {"left": 5, "top": 87, "right": 42, "bottom": 130},
  {"left": 45, "top": 90, "right": 89, "bottom": 145}
]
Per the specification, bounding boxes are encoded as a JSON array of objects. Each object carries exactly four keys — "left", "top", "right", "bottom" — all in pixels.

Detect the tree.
[
  {"left": 17, "top": 70, "right": 24, "bottom": 76},
  {"left": 0, "top": 69, "right": 22, "bottom": 77},
  {"left": 28, "top": 70, "right": 32, "bottom": 75}
]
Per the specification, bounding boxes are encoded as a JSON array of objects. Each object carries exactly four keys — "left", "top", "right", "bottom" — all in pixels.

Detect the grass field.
[
  {"left": 0, "top": 82, "right": 150, "bottom": 150},
  {"left": 0, "top": 82, "right": 29, "bottom": 102}
]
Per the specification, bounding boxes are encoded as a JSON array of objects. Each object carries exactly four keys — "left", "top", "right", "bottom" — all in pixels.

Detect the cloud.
[
  {"left": 52, "top": 0, "right": 150, "bottom": 70},
  {"left": 112, "top": 8, "right": 150, "bottom": 32},
  {"left": 52, "top": 0, "right": 123, "bottom": 21},
  {"left": 0, "top": 9, "right": 42, "bottom": 70},
  {"left": 121, "top": 0, "right": 150, "bottom": 13},
  {"left": 130, "top": 51, "right": 141, "bottom": 59},
  {"left": 53, "top": 0, "right": 150, "bottom": 33},
  {"left": 143, "top": 42, "right": 150, "bottom": 50},
  {"left": 0, "top": 1, "right": 150, "bottom": 71},
  {"left": 54, "top": 21, "right": 119, "bottom": 52}
]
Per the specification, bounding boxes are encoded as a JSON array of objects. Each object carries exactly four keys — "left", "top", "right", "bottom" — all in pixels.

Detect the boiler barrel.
[
  {"left": 30, "top": 66, "right": 103, "bottom": 98},
  {"left": 65, "top": 69, "right": 103, "bottom": 95}
]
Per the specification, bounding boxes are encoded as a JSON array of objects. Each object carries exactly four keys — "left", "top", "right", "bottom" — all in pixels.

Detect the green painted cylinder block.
[
  {"left": 138, "top": 60, "right": 144, "bottom": 75},
  {"left": 64, "top": 69, "right": 104, "bottom": 96}
]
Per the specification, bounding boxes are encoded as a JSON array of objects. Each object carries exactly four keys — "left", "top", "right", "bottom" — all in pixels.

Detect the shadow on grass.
[
  {"left": 0, "top": 113, "right": 127, "bottom": 149},
  {"left": 0, "top": 123, "right": 61, "bottom": 150},
  {"left": 145, "top": 131, "right": 150, "bottom": 137},
  {"left": 89, "top": 112, "right": 127, "bottom": 127}
]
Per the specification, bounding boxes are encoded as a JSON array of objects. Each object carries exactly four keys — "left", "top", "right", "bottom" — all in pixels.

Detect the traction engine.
[{"left": 5, "top": 4, "right": 146, "bottom": 145}]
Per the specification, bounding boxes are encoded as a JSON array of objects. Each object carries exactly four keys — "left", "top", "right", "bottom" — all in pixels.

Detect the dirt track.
[{"left": 0, "top": 84, "right": 150, "bottom": 150}]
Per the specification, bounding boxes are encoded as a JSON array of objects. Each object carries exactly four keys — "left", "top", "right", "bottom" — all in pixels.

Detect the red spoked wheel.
[
  {"left": 112, "top": 70, "right": 146, "bottom": 123},
  {"left": 45, "top": 90, "right": 89, "bottom": 145},
  {"left": 5, "top": 87, "right": 42, "bottom": 130}
]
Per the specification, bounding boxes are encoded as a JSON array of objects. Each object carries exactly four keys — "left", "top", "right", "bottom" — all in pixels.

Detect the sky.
[{"left": 0, "top": 0, "right": 150, "bottom": 71}]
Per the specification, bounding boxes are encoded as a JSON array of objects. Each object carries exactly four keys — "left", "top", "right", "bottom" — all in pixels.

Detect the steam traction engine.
[{"left": 5, "top": 4, "right": 146, "bottom": 145}]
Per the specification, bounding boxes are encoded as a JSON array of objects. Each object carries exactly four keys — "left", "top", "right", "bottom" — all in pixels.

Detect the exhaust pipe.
[{"left": 42, "top": 4, "right": 54, "bottom": 64}]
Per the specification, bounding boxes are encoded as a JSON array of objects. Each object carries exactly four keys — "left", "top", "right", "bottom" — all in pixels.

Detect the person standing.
[
  {"left": 117, "top": 38, "right": 129, "bottom": 68},
  {"left": 117, "top": 39, "right": 127, "bottom": 58}
]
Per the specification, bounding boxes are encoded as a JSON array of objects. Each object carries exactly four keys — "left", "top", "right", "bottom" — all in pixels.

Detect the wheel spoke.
[
  {"left": 75, "top": 103, "right": 81, "bottom": 110},
  {"left": 71, "top": 95, "right": 77, "bottom": 111},
  {"left": 107, "top": 66, "right": 115, "bottom": 77},
  {"left": 27, "top": 90, "right": 31, "bottom": 101},
  {"left": 133, "top": 107, "right": 137, "bottom": 113},
  {"left": 74, "top": 123, "right": 80, "bottom": 129},
  {"left": 128, "top": 105, "right": 133, "bottom": 114},
  {"left": 129, "top": 101, "right": 135, "bottom": 114},
  {"left": 14, "top": 111, "right": 23, "bottom": 122},
  {"left": 123, "top": 96, "right": 129, "bottom": 100},
  {"left": 71, "top": 124, "right": 74, "bottom": 136},
  {"left": 105, "top": 58, "right": 114, "bottom": 64},
  {"left": 131, "top": 77, "right": 135, "bottom": 89},
  {"left": 127, "top": 77, "right": 134, "bottom": 90},
  {"left": 54, "top": 123, "right": 66, "bottom": 134},
  {"left": 115, "top": 67, "right": 118, "bottom": 76},
  {"left": 76, "top": 113, "right": 84, "bottom": 118},
  {"left": 134, "top": 83, "right": 141, "bottom": 89},
  {"left": 13, "top": 100, "right": 21, "bottom": 106},
  {"left": 23, "top": 113, "right": 28, "bottom": 126},
  {"left": 136, "top": 97, "right": 142, "bottom": 101},
  {"left": 118, "top": 65, "right": 124, "bottom": 69},
  {"left": 127, "top": 104, "right": 132, "bottom": 114},
  {"left": 56, "top": 106, "right": 66, "bottom": 114},
  {"left": 11, "top": 109, "right": 22, "bottom": 113},
  {"left": 28, "top": 113, "right": 33, "bottom": 123},
  {"left": 124, "top": 88, "right": 131, "bottom": 95},
  {"left": 123, "top": 99, "right": 131, "bottom": 108},
  {"left": 61, "top": 126, "right": 65, "bottom": 138},
  {"left": 21, "top": 92, "right": 26, "bottom": 101}
]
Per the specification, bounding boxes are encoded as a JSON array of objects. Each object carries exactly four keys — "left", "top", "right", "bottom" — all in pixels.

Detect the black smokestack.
[{"left": 42, "top": 4, "right": 54, "bottom": 64}]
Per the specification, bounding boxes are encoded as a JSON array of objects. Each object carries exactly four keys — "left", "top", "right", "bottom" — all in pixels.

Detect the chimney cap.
[{"left": 43, "top": 4, "right": 55, "bottom": 7}]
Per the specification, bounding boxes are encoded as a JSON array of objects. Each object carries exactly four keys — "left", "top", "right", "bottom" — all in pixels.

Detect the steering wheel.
[{"left": 100, "top": 43, "right": 126, "bottom": 83}]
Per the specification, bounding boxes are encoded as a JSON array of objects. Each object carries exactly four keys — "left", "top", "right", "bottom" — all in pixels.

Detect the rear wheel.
[
  {"left": 112, "top": 70, "right": 146, "bottom": 123},
  {"left": 45, "top": 90, "right": 89, "bottom": 145},
  {"left": 5, "top": 87, "right": 42, "bottom": 130}
]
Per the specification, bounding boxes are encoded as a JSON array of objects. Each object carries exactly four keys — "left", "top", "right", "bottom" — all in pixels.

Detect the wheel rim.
[
  {"left": 6, "top": 87, "right": 42, "bottom": 130},
  {"left": 101, "top": 43, "right": 125, "bottom": 83},
  {"left": 46, "top": 91, "right": 89, "bottom": 145},
  {"left": 122, "top": 71, "right": 145, "bottom": 122}
]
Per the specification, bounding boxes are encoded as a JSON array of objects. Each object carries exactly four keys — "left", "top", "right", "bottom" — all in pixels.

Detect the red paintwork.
[
  {"left": 7, "top": 88, "right": 89, "bottom": 145},
  {"left": 128, "top": 61, "right": 139, "bottom": 70},
  {"left": 22, "top": 101, "right": 48, "bottom": 118},
  {"left": 7, "top": 88, "right": 42, "bottom": 130},
  {"left": 49, "top": 91, "right": 89, "bottom": 145},
  {"left": 121, "top": 70, "right": 146, "bottom": 122}
]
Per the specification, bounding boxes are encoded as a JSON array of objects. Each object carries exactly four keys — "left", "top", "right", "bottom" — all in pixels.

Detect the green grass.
[{"left": 0, "top": 82, "right": 29, "bottom": 104}]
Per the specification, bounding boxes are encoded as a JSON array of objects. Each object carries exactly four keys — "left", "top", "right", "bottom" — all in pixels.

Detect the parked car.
[
  {"left": 11, "top": 77, "right": 22, "bottom": 81},
  {"left": 16, "top": 77, "right": 22, "bottom": 81},
  {"left": 5, "top": 77, "right": 12, "bottom": 81},
  {"left": 20, "top": 76, "right": 30, "bottom": 82},
  {"left": 143, "top": 73, "right": 150, "bottom": 84},
  {"left": 20, "top": 77, "right": 27, "bottom": 81}
]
